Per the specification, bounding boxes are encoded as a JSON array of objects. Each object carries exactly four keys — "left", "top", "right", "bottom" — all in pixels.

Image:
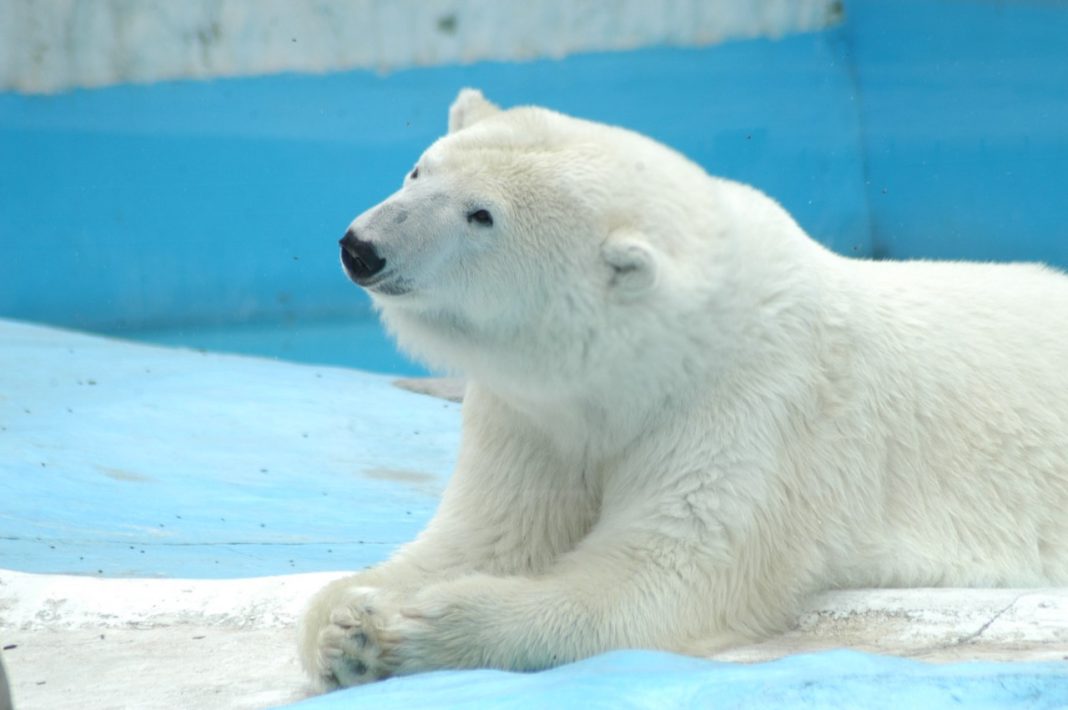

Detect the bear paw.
[
  {"left": 317, "top": 599, "right": 386, "bottom": 686},
  {"left": 301, "top": 584, "right": 402, "bottom": 688},
  {"left": 301, "top": 576, "right": 506, "bottom": 688}
]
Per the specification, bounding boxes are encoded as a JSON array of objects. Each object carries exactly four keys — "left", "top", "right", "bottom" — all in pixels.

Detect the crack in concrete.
[{"left": 951, "top": 594, "right": 1024, "bottom": 647}]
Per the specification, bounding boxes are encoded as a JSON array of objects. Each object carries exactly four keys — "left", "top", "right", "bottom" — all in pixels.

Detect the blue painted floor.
[
  {"left": 0, "top": 318, "right": 457, "bottom": 578},
  {"left": 121, "top": 315, "right": 430, "bottom": 376},
  {"left": 292, "top": 650, "right": 1068, "bottom": 709},
  {"left": 2, "top": 318, "right": 1066, "bottom": 708}
]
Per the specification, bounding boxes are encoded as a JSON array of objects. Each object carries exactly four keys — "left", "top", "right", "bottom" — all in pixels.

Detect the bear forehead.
[
  {"left": 432, "top": 108, "right": 595, "bottom": 161},
  {"left": 418, "top": 150, "right": 593, "bottom": 200}
]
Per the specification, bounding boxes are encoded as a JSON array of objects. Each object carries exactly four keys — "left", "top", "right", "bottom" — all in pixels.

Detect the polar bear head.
[{"left": 340, "top": 89, "right": 743, "bottom": 395}]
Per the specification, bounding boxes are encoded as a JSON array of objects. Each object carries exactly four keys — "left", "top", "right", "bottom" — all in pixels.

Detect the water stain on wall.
[
  {"left": 98, "top": 466, "right": 152, "bottom": 483},
  {"left": 362, "top": 467, "right": 440, "bottom": 496}
]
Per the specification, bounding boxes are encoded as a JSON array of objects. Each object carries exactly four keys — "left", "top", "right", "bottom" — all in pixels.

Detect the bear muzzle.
[{"left": 340, "top": 230, "right": 387, "bottom": 285}]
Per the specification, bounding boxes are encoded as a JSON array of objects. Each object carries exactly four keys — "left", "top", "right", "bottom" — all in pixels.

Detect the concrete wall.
[
  {"left": 1, "top": 0, "right": 1066, "bottom": 347},
  {"left": 844, "top": 0, "right": 1068, "bottom": 263},
  {"left": 0, "top": 28, "right": 868, "bottom": 333},
  {"left": 0, "top": 0, "right": 836, "bottom": 93}
]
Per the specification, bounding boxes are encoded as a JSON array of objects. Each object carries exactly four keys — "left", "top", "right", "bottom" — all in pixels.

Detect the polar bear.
[{"left": 301, "top": 89, "right": 1068, "bottom": 688}]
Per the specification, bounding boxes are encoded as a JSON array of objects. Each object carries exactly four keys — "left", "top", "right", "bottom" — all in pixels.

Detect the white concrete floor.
[{"left": 2, "top": 570, "right": 1065, "bottom": 710}]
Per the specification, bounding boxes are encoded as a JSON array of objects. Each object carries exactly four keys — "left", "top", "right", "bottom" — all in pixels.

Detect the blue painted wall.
[
  {"left": 0, "top": 30, "right": 866, "bottom": 336},
  {"left": 1, "top": 0, "right": 1066, "bottom": 365},
  {"left": 845, "top": 0, "right": 1068, "bottom": 263}
]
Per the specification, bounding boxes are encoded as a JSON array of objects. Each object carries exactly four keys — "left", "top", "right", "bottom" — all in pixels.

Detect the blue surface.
[
  {"left": 127, "top": 317, "right": 428, "bottom": 376},
  {"left": 0, "top": 319, "right": 458, "bottom": 577},
  {"left": 3, "top": 7, "right": 1068, "bottom": 707},
  {"left": 4, "top": 0, "right": 1066, "bottom": 368},
  {"left": 3, "top": 2, "right": 1068, "bottom": 370},
  {"left": 845, "top": 0, "right": 1068, "bottom": 263},
  {"left": 0, "top": 29, "right": 869, "bottom": 352},
  {"left": 4, "top": 321, "right": 1067, "bottom": 709},
  {"left": 288, "top": 649, "right": 1068, "bottom": 710}
]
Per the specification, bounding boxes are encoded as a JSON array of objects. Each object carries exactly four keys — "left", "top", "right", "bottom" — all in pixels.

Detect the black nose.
[{"left": 339, "top": 230, "right": 386, "bottom": 283}]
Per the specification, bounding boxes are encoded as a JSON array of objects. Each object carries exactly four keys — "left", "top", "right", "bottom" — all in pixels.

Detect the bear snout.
[{"left": 340, "top": 230, "right": 387, "bottom": 284}]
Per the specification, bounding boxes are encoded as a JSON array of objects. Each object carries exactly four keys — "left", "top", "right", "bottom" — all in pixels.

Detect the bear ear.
[
  {"left": 448, "top": 88, "right": 501, "bottom": 134},
  {"left": 600, "top": 229, "right": 659, "bottom": 300}
]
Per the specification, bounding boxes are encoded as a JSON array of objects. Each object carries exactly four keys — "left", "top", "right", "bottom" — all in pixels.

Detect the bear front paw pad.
[{"left": 318, "top": 604, "right": 385, "bottom": 686}]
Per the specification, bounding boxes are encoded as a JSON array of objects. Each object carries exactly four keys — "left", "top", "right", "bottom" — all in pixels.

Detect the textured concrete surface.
[
  {"left": 0, "top": 0, "right": 835, "bottom": 93},
  {"left": 0, "top": 571, "right": 335, "bottom": 709},
  {"left": 2, "top": 570, "right": 1066, "bottom": 709}
]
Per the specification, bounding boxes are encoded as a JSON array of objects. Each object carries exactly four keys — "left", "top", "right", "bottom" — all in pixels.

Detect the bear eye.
[
  {"left": 409, "top": 166, "right": 419, "bottom": 180},
  {"left": 467, "top": 209, "right": 493, "bottom": 226}
]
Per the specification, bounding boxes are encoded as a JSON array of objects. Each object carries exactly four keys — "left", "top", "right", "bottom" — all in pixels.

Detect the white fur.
[{"left": 301, "top": 88, "right": 1068, "bottom": 687}]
